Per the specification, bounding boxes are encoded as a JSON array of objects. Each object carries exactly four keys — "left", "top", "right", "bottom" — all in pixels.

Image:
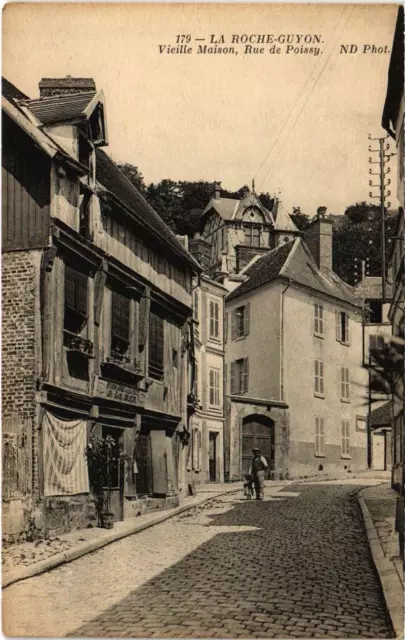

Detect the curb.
[
  {"left": 3, "top": 486, "right": 241, "bottom": 590},
  {"left": 358, "top": 490, "right": 404, "bottom": 640}
]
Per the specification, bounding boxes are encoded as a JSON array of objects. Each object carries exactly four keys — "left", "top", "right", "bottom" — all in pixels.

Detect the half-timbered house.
[{"left": 2, "top": 76, "right": 200, "bottom": 541}]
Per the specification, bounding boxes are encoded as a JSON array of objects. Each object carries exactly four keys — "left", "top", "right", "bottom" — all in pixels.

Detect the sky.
[{"left": 3, "top": 3, "right": 399, "bottom": 216}]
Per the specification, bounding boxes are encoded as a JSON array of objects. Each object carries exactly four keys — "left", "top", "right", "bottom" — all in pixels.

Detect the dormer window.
[
  {"left": 244, "top": 224, "right": 260, "bottom": 247},
  {"left": 89, "top": 103, "right": 106, "bottom": 145}
]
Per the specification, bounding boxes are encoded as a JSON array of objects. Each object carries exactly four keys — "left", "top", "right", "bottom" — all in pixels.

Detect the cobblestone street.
[{"left": 3, "top": 483, "right": 394, "bottom": 638}]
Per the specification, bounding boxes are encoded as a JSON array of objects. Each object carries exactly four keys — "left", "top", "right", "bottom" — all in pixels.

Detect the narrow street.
[{"left": 3, "top": 482, "right": 393, "bottom": 639}]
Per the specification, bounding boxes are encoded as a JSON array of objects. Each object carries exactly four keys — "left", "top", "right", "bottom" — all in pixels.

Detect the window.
[
  {"left": 209, "top": 299, "right": 219, "bottom": 339},
  {"left": 369, "top": 334, "right": 384, "bottom": 363},
  {"left": 111, "top": 291, "right": 130, "bottom": 361},
  {"left": 336, "top": 311, "right": 350, "bottom": 344},
  {"left": 194, "top": 361, "right": 199, "bottom": 400},
  {"left": 230, "top": 358, "right": 249, "bottom": 394},
  {"left": 192, "top": 425, "right": 202, "bottom": 471},
  {"left": 193, "top": 291, "right": 199, "bottom": 321},
  {"left": 64, "top": 265, "right": 88, "bottom": 334},
  {"left": 340, "top": 367, "right": 350, "bottom": 401},
  {"left": 369, "top": 300, "right": 383, "bottom": 324},
  {"left": 244, "top": 225, "right": 260, "bottom": 247},
  {"left": 341, "top": 421, "right": 350, "bottom": 457},
  {"left": 314, "top": 304, "right": 324, "bottom": 336},
  {"left": 149, "top": 313, "right": 164, "bottom": 380},
  {"left": 209, "top": 368, "right": 220, "bottom": 407},
  {"left": 314, "top": 360, "right": 324, "bottom": 396},
  {"left": 315, "top": 417, "right": 325, "bottom": 457},
  {"left": 232, "top": 304, "right": 250, "bottom": 339}
]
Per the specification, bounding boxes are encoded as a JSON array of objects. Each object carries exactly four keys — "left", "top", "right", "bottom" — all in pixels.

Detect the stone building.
[
  {"left": 187, "top": 274, "right": 227, "bottom": 486},
  {"left": 190, "top": 182, "right": 275, "bottom": 285},
  {"left": 354, "top": 276, "right": 393, "bottom": 471},
  {"left": 2, "top": 76, "right": 200, "bottom": 541},
  {"left": 224, "top": 213, "right": 368, "bottom": 480},
  {"left": 381, "top": 5, "right": 404, "bottom": 555}
]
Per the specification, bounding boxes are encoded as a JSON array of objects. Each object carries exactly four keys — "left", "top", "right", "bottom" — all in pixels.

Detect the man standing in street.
[{"left": 249, "top": 448, "right": 268, "bottom": 500}]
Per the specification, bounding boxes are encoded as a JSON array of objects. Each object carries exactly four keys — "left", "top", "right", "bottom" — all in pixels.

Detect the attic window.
[
  {"left": 89, "top": 104, "right": 105, "bottom": 145},
  {"left": 78, "top": 132, "right": 92, "bottom": 169}
]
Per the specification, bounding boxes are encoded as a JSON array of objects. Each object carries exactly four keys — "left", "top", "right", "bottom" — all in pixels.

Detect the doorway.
[
  {"left": 242, "top": 415, "right": 274, "bottom": 479},
  {"left": 209, "top": 432, "right": 218, "bottom": 482},
  {"left": 135, "top": 432, "right": 153, "bottom": 496},
  {"left": 101, "top": 426, "right": 124, "bottom": 521}
]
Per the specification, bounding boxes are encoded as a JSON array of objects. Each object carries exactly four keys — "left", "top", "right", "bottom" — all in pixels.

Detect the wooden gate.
[{"left": 242, "top": 416, "right": 274, "bottom": 479}]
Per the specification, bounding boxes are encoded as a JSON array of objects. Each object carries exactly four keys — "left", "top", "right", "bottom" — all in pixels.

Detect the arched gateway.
[{"left": 242, "top": 415, "right": 274, "bottom": 479}]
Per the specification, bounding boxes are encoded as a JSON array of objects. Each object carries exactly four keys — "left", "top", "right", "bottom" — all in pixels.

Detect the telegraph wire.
[
  {"left": 254, "top": 5, "right": 348, "bottom": 186},
  {"left": 256, "top": 5, "right": 356, "bottom": 194}
]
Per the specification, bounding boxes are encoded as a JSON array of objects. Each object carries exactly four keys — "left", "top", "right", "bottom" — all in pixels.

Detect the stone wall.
[{"left": 2, "top": 250, "right": 42, "bottom": 542}]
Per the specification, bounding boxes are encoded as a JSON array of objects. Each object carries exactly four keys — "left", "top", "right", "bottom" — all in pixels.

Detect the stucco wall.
[
  {"left": 283, "top": 286, "right": 368, "bottom": 476},
  {"left": 225, "top": 283, "right": 282, "bottom": 401}
]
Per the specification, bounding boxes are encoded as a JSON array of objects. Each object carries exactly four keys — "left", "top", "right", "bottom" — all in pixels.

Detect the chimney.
[
  {"left": 303, "top": 207, "right": 333, "bottom": 276},
  {"left": 212, "top": 181, "right": 221, "bottom": 201},
  {"left": 39, "top": 76, "right": 96, "bottom": 98}
]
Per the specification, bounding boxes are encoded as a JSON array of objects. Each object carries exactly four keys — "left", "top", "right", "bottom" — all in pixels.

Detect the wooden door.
[
  {"left": 242, "top": 417, "right": 274, "bottom": 479},
  {"left": 209, "top": 432, "right": 217, "bottom": 482},
  {"left": 136, "top": 433, "right": 153, "bottom": 496}
]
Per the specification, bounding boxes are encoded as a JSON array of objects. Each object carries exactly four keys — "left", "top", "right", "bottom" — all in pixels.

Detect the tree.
[
  {"left": 291, "top": 207, "right": 310, "bottom": 231},
  {"left": 117, "top": 163, "right": 146, "bottom": 195},
  {"left": 332, "top": 202, "right": 398, "bottom": 285}
]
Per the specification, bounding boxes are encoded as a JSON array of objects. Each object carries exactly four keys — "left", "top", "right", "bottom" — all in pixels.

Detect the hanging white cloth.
[{"left": 42, "top": 411, "right": 89, "bottom": 497}]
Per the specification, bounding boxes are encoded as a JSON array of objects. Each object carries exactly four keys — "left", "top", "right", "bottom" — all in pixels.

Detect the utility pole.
[{"left": 368, "top": 134, "right": 394, "bottom": 304}]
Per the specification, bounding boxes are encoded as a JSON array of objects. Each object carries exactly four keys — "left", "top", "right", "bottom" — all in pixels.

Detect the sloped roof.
[
  {"left": 21, "top": 91, "right": 97, "bottom": 125},
  {"left": 2, "top": 78, "right": 88, "bottom": 173},
  {"left": 202, "top": 196, "right": 239, "bottom": 220},
  {"left": 273, "top": 201, "right": 299, "bottom": 232},
  {"left": 354, "top": 276, "right": 393, "bottom": 301},
  {"left": 370, "top": 401, "right": 392, "bottom": 427},
  {"left": 95, "top": 149, "right": 200, "bottom": 270},
  {"left": 227, "top": 237, "right": 359, "bottom": 307},
  {"left": 202, "top": 190, "right": 274, "bottom": 224},
  {"left": 2, "top": 77, "right": 29, "bottom": 104},
  {"left": 227, "top": 240, "right": 294, "bottom": 301}
]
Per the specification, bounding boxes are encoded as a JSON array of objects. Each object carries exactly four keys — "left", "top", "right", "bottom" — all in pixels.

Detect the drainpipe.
[{"left": 280, "top": 279, "right": 292, "bottom": 402}]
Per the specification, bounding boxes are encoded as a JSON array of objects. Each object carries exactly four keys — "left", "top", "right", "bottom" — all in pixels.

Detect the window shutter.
[
  {"left": 243, "top": 358, "right": 249, "bottom": 393},
  {"left": 77, "top": 271, "right": 88, "bottom": 316},
  {"left": 139, "top": 287, "right": 151, "bottom": 350},
  {"left": 336, "top": 310, "right": 341, "bottom": 341},
  {"left": 230, "top": 361, "right": 236, "bottom": 394},
  {"left": 209, "top": 369, "right": 214, "bottom": 405},
  {"left": 244, "top": 303, "right": 250, "bottom": 336},
  {"left": 224, "top": 312, "right": 228, "bottom": 343},
  {"left": 320, "top": 418, "right": 325, "bottom": 454},
  {"left": 315, "top": 418, "right": 320, "bottom": 455},
  {"left": 319, "top": 361, "right": 324, "bottom": 394},
  {"left": 65, "top": 265, "right": 76, "bottom": 309},
  {"left": 209, "top": 300, "right": 214, "bottom": 336},
  {"left": 224, "top": 363, "right": 227, "bottom": 394},
  {"left": 231, "top": 310, "right": 237, "bottom": 340},
  {"left": 112, "top": 292, "right": 130, "bottom": 342},
  {"left": 345, "top": 314, "right": 350, "bottom": 343}
]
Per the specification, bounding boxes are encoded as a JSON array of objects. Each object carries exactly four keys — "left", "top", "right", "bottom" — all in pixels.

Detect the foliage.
[
  {"left": 291, "top": 207, "right": 311, "bottom": 231},
  {"left": 333, "top": 202, "right": 398, "bottom": 285},
  {"left": 86, "top": 433, "right": 129, "bottom": 517},
  {"left": 365, "top": 329, "right": 404, "bottom": 404},
  {"left": 117, "top": 163, "right": 278, "bottom": 236},
  {"left": 117, "top": 163, "right": 146, "bottom": 195}
]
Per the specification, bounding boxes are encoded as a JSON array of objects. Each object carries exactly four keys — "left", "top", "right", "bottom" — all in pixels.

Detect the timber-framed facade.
[{"left": 2, "top": 76, "right": 201, "bottom": 541}]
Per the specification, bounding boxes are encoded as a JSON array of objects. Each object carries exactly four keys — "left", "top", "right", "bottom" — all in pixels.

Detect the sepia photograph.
[{"left": 1, "top": 3, "right": 404, "bottom": 638}]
